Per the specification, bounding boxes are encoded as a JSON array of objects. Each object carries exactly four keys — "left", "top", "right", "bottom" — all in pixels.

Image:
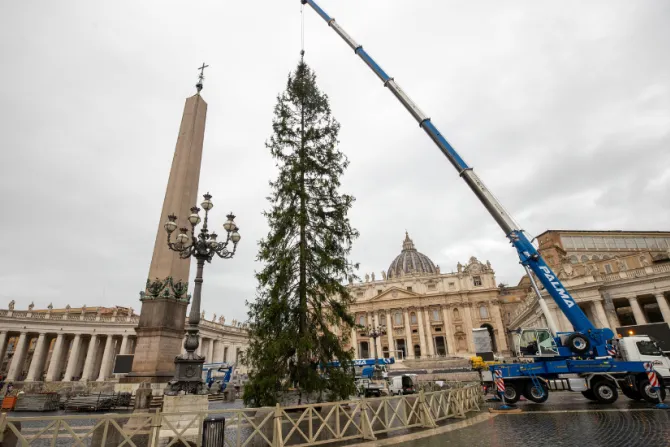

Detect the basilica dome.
[{"left": 387, "top": 232, "right": 438, "bottom": 279}]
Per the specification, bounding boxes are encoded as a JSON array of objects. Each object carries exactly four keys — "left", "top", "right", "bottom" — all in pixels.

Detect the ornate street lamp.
[
  {"left": 163, "top": 192, "right": 241, "bottom": 395},
  {"left": 362, "top": 324, "right": 387, "bottom": 363}
]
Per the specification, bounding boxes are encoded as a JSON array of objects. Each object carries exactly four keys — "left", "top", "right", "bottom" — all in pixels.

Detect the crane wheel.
[
  {"left": 637, "top": 378, "right": 667, "bottom": 404},
  {"left": 621, "top": 386, "right": 642, "bottom": 401},
  {"left": 592, "top": 380, "right": 618, "bottom": 404},
  {"left": 581, "top": 390, "right": 597, "bottom": 401},
  {"left": 524, "top": 381, "right": 549, "bottom": 403},
  {"left": 502, "top": 382, "right": 520, "bottom": 404},
  {"left": 565, "top": 333, "right": 590, "bottom": 354}
]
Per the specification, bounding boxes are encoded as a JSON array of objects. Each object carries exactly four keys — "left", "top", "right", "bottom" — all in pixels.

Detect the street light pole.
[
  {"left": 163, "top": 192, "right": 241, "bottom": 396},
  {"left": 364, "top": 324, "right": 387, "bottom": 363}
]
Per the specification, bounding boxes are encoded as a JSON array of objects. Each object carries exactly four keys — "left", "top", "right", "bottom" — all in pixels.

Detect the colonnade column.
[
  {"left": 96, "top": 336, "right": 115, "bottom": 381},
  {"left": 63, "top": 334, "right": 83, "bottom": 382},
  {"left": 415, "top": 308, "right": 427, "bottom": 358},
  {"left": 423, "top": 308, "right": 435, "bottom": 357},
  {"left": 0, "top": 332, "right": 8, "bottom": 368},
  {"left": 208, "top": 339, "right": 215, "bottom": 363},
  {"left": 46, "top": 334, "right": 66, "bottom": 382},
  {"left": 591, "top": 301, "right": 611, "bottom": 330},
  {"left": 81, "top": 335, "right": 99, "bottom": 381},
  {"left": 26, "top": 333, "right": 48, "bottom": 382},
  {"left": 7, "top": 332, "right": 29, "bottom": 381},
  {"left": 119, "top": 335, "right": 130, "bottom": 355},
  {"left": 628, "top": 297, "right": 646, "bottom": 324},
  {"left": 402, "top": 308, "right": 414, "bottom": 360},
  {"left": 385, "top": 309, "right": 394, "bottom": 358},
  {"left": 654, "top": 293, "right": 670, "bottom": 323},
  {"left": 442, "top": 306, "right": 456, "bottom": 356}
]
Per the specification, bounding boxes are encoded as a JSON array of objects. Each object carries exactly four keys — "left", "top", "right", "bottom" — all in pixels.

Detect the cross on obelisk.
[{"left": 196, "top": 62, "right": 209, "bottom": 93}]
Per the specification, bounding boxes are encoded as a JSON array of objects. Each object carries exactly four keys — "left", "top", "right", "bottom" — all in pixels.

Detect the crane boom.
[{"left": 302, "top": 0, "right": 614, "bottom": 347}]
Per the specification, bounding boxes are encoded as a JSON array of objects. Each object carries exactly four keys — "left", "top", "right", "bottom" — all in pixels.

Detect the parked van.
[{"left": 389, "top": 375, "right": 415, "bottom": 396}]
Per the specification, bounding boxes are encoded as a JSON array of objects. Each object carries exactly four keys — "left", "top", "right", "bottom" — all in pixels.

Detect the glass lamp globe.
[
  {"left": 231, "top": 231, "right": 241, "bottom": 243},
  {"left": 188, "top": 213, "right": 201, "bottom": 225},
  {"left": 164, "top": 220, "right": 177, "bottom": 233},
  {"left": 201, "top": 196, "right": 213, "bottom": 211}
]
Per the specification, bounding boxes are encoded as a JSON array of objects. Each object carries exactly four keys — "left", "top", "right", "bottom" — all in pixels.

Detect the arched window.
[
  {"left": 394, "top": 312, "right": 403, "bottom": 326},
  {"left": 358, "top": 315, "right": 366, "bottom": 326},
  {"left": 479, "top": 305, "right": 489, "bottom": 319},
  {"left": 410, "top": 312, "right": 418, "bottom": 324},
  {"left": 453, "top": 308, "right": 460, "bottom": 320},
  {"left": 432, "top": 309, "right": 441, "bottom": 321},
  {"left": 581, "top": 255, "right": 589, "bottom": 262},
  {"left": 569, "top": 255, "right": 578, "bottom": 264},
  {"left": 379, "top": 314, "right": 386, "bottom": 326},
  {"left": 591, "top": 255, "right": 600, "bottom": 261}
]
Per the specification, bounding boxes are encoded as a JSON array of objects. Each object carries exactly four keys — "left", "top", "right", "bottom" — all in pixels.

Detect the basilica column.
[
  {"left": 81, "top": 335, "right": 99, "bottom": 381},
  {"left": 7, "top": 332, "right": 29, "bottom": 381},
  {"left": 654, "top": 293, "right": 670, "bottom": 324},
  {"left": 25, "top": 333, "right": 48, "bottom": 382},
  {"left": 415, "top": 308, "right": 427, "bottom": 358},
  {"left": 628, "top": 297, "right": 646, "bottom": 325},
  {"left": 385, "top": 309, "right": 395, "bottom": 358},
  {"left": 423, "top": 308, "right": 435, "bottom": 357},
  {"left": 462, "top": 305, "right": 476, "bottom": 353},
  {"left": 350, "top": 328, "right": 358, "bottom": 357},
  {"left": 0, "top": 332, "right": 9, "bottom": 369},
  {"left": 97, "top": 335, "right": 115, "bottom": 381},
  {"left": 373, "top": 312, "right": 383, "bottom": 358},
  {"left": 442, "top": 306, "right": 456, "bottom": 356},
  {"left": 45, "top": 334, "right": 66, "bottom": 382},
  {"left": 208, "top": 339, "right": 215, "bottom": 363},
  {"left": 592, "top": 301, "right": 611, "bottom": 330},
  {"left": 213, "top": 340, "right": 223, "bottom": 363},
  {"left": 490, "top": 302, "right": 509, "bottom": 352},
  {"left": 402, "top": 308, "right": 414, "bottom": 359},
  {"left": 63, "top": 334, "right": 83, "bottom": 382}
]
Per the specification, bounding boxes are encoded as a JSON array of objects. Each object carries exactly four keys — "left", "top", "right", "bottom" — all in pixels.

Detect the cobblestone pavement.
[{"left": 405, "top": 392, "right": 670, "bottom": 447}]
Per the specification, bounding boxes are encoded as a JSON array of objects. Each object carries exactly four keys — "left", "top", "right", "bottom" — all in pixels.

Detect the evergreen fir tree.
[{"left": 243, "top": 60, "right": 359, "bottom": 406}]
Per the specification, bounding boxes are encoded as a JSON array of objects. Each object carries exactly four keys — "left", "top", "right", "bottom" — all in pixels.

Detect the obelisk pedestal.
[{"left": 121, "top": 91, "right": 208, "bottom": 386}]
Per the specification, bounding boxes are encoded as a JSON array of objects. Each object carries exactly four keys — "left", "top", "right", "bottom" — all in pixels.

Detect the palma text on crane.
[{"left": 539, "top": 266, "right": 575, "bottom": 308}]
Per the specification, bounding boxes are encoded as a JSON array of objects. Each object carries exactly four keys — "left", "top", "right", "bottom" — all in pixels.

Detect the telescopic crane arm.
[{"left": 302, "top": 0, "right": 614, "bottom": 351}]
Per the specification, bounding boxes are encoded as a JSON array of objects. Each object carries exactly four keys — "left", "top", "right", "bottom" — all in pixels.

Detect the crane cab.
[{"left": 515, "top": 328, "right": 559, "bottom": 357}]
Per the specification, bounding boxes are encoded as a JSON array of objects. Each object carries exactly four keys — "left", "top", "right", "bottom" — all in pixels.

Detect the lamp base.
[{"left": 163, "top": 355, "right": 207, "bottom": 396}]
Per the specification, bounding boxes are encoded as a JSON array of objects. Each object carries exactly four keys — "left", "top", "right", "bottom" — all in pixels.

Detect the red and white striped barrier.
[
  {"left": 494, "top": 369, "right": 505, "bottom": 392},
  {"left": 645, "top": 362, "right": 660, "bottom": 389}
]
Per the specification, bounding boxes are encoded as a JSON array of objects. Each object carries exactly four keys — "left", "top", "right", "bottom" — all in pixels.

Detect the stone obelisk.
[{"left": 124, "top": 66, "right": 209, "bottom": 384}]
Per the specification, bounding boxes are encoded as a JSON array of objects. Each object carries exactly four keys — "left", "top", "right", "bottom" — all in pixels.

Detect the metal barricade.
[{"left": 203, "top": 415, "right": 226, "bottom": 446}]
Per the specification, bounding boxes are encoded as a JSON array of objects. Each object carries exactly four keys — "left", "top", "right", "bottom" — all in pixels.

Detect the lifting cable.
[{"left": 300, "top": 2, "right": 305, "bottom": 59}]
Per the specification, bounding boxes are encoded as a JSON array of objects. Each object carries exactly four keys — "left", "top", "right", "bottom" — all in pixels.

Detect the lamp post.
[
  {"left": 163, "top": 192, "right": 241, "bottom": 395},
  {"left": 363, "top": 324, "right": 387, "bottom": 363}
]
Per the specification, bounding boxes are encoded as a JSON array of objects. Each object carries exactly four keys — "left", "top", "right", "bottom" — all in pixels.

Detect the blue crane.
[{"left": 302, "top": 0, "right": 662, "bottom": 405}]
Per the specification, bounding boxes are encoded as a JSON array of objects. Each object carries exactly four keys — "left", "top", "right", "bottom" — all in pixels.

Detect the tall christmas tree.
[{"left": 243, "top": 60, "right": 359, "bottom": 406}]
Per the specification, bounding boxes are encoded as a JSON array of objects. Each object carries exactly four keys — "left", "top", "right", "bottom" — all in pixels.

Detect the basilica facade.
[{"left": 342, "top": 233, "right": 509, "bottom": 360}]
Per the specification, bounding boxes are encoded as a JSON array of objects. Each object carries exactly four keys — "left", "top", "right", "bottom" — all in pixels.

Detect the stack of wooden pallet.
[{"left": 14, "top": 393, "right": 60, "bottom": 412}]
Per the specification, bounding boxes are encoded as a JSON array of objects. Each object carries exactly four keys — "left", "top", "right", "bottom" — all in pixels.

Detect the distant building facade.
[
  {"left": 0, "top": 304, "right": 249, "bottom": 383},
  {"left": 341, "top": 232, "right": 509, "bottom": 360},
  {"left": 508, "top": 230, "right": 670, "bottom": 337}
]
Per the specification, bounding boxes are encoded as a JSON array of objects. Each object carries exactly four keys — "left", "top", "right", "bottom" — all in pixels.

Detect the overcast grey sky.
[{"left": 0, "top": 1, "right": 668, "bottom": 322}]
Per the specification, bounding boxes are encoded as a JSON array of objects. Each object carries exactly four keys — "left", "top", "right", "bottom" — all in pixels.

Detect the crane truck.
[{"left": 301, "top": 0, "right": 667, "bottom": 405}]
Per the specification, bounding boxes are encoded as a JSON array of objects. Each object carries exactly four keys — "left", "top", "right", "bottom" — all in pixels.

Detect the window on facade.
[
  {"left": 453, "top": 308, "right": 460, "bottom": 320},
  {"left": 646, "top": 238, "right": 659, "bottom": 249},
  {"left": 561, "top": 236, "right": 574, "bottom": 249},
  {"left": 410, "top": 312, "right": 417, "bottom": 324},
  {"left": 377, "top": 289, "right": 382, "bottom": 295},
  {"left": 358, "top": 315, "right": 366, "bottom": 326},
  {"left": 407, "top": 286, "right": 413, "bottom": 292},
  {"left": 579, "top": 255, "right": 588, "bottom": 262},
  {"left": 584, "top": 237, "right": 595, "bottom": 249},
  {"left": 448, "top": 282, "right": 455, "bottom": 290},
  {"left": 380, "top": 315, "right": 386, "bottom": 326},
  {"left": 479, "top": 306, "right": 489, "bottom": 319},
  {"left": 427, "top": 284, "right": 436, "bottom": 291},
  {"left": 591, "top": 255, "right": 600, "bottom": 261},
  {"left": 394, "top": 312, "right": 402, "bottom": 326},
  {"left": 473, "top": 276, "right": 482, "bottom": 286},
  {"left": 432, "top": 309, "right": 440, "bottom": 321},
  {"left": 569, "top": 255, "right": 578, "bottom": 264},
  {"left": 604, "top": 264, "right": 613, "bottom": 274}
]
